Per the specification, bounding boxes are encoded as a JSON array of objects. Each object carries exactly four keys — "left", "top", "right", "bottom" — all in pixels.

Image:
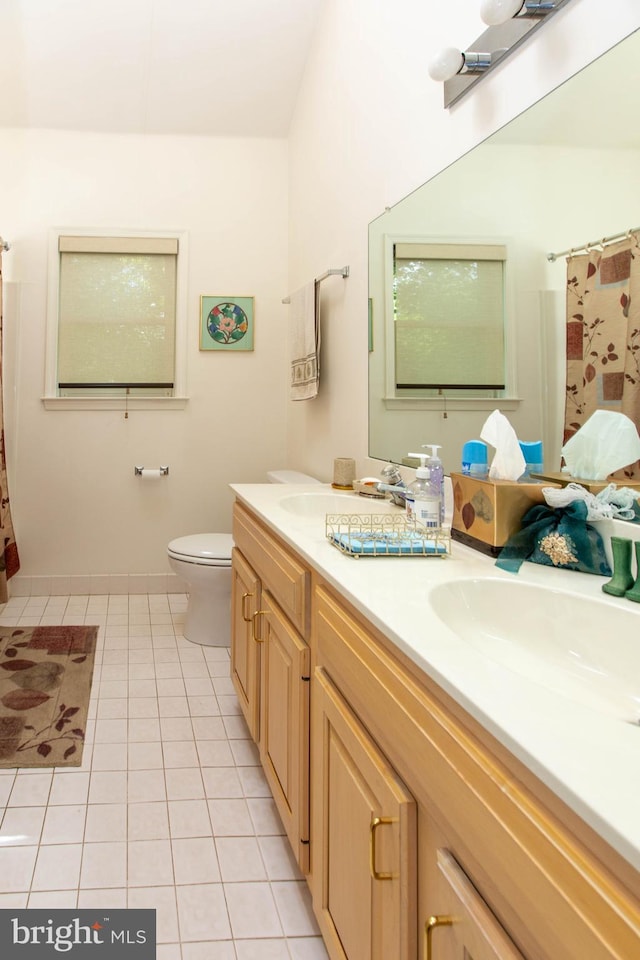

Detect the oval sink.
[
  {"left": 430, "top": 578, "right": 640, "bottom": 722},
  {"left": 278, "top": 492, "right": 365, "bottom": 516}
]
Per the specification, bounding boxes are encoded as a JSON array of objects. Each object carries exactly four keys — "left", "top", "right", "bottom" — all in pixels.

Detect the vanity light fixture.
[
  {"left": 479, "top": 0, "right": 557, "bottom": 26},
  {"left": 428, "top": 48, "right": 493, "bottom": 83},
  {"left": 431, "top": 0, "right": 573, "bottom": 108}
]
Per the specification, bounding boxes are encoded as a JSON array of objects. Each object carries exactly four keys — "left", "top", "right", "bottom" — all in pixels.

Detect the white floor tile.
[
  {"left": 8, "top": 772, "right": 53, "bottom": 807},
  {"left": 162, "top": 740, "right": 200, "bottom": 768},
  {"left": 28, "top": 889, "right": 79, "bottom": 908},
  {"left": 215, "top": 836, "right": 266, "bottom": 882},
  {"left": 80, "top": 840, "right": 127, "bottom": 888},
  {"left": 32, "top": 842, "right": 83, "bottom": 890},
  {"left": 175, "top": 883, "right": 232, "bottom": 941},
  {"left": 271, "top": 881, "right": 320, "bottom": 937},
  {"left": 128, "top": 768, "right": 167, "bottom": 803},
  {"left": 40, "top": 804, "right": 87, "bottom": 844},
  {"left": 128, "top": 838, "right": 175, "bottom": 886},
  {"left": 128, "top": 885, "right": 179, "bottom": 943},
  {"left": 128, "top": 801, "right": 170, "bottom": 841},
  {"left": 234, "top": 941, "right": 290, "bottom": 960},
  {"left": 165, "top": 767, "right": 205, "bottom": 801},
  {"left": 207, "top": 798, "right": 254, "bottom": 837},
  {"left": 0, "top": 805, "right": 46, "bottom": 845},
  {"left": 167, "top": 799, "right": 212, "bottom": 839},
  {"left": 181, "top": 942, "right": 236, "bottom": 960},
  {"left": 223, "top": 881, "right": 283, "bottom": 939},
  {"left": 171, "top": 837, "right": 221, "bottom": 885},
  {"left": 84, "top": 802, "right": 127, "bottom": 842}
]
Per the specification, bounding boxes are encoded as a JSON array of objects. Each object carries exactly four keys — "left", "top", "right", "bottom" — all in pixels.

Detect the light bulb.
[
  {"left": 427, "top": 47, "right": 464, "bottom": 83},
  {"left": 479, "top": 0, "right": 524, "bottom": 25}
]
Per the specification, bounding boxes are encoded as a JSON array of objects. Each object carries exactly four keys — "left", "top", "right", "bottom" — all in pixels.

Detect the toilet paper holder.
[{"left": 134, "top": 466, "right": 169, "bottom": 476}]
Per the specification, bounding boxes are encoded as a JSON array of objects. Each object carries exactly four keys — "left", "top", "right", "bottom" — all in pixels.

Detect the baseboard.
[{"left": 9, "top": 573, "right": 188, "bottom": 597}]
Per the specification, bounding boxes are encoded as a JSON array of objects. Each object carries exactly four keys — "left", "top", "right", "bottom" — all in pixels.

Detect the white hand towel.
[{"left": 289, "top": 281, "right": 320, "bottom": 400}]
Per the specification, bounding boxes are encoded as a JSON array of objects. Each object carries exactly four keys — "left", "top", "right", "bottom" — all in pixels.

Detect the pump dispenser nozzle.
[{"left": 409, "top": 452, "right": 430, "bottom": 477}]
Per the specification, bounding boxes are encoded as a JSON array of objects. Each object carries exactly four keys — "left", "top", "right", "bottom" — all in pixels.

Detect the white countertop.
[{"left": 231, "top": 482, "right": 640, "bottom": 873}]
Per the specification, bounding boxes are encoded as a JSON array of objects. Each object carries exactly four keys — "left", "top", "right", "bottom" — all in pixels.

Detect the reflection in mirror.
[{"left": 368, "top": 29, "right": 640, "bottom": 476}]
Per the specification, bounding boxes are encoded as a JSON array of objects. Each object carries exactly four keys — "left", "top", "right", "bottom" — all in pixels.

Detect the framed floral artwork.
[{"left": 200, "top": 296, "right": 255, "bottom": 351}]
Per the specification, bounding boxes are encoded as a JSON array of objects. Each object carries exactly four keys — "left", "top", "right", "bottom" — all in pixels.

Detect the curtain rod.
[
  {"left": 282, "top": 266, "right": 349, "bottom": 304},
  {"left": 0, "top": 237, "right": 10, "bottom": 252},
  {"left": 547, "top": 227, "right": 639, "bottom": 262}
]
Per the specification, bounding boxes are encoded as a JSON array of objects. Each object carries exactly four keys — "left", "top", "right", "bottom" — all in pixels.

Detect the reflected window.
[{"left": 393, "top": 241, "right": 506, "bottom": 396}]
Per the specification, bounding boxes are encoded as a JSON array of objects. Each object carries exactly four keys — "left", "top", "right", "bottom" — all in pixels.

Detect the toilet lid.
[{"left": 168, "top": 533, "right": 233, "bottom": 563}]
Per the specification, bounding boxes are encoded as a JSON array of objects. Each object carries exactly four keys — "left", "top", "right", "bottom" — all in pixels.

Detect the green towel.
[{"left": 496, "top": 500, "right": 611, "bottom": 576}]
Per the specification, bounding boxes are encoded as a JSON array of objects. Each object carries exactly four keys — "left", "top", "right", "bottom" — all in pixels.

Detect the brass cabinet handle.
[
  {"left": 241, "top": 591, "right": 253, "bottom": 623},
  {"left": 252, "top": 610, "right": 266, "bottom": 643},
  {"left": 424, "top": 915, "right": 454, "bottom": 960},
  {"left": 369, "top": 816, "right": 395, "bottom": 880}
]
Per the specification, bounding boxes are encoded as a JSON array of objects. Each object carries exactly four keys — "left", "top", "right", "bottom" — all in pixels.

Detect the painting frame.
[{"left": 200, "top": 295, "right": 255, "bottom": 352}]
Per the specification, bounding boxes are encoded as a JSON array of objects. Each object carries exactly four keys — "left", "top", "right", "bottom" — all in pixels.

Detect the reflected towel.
[{"left": 289, "top": 281, "right": 320, "bottom": 400}]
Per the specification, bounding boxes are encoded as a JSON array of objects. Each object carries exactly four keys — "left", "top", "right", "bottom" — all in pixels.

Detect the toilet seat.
[{"left": 167, "top": 533, "right": 233, "bottom": 567}]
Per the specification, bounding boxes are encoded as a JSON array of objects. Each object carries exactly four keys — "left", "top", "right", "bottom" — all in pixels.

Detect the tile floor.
[{"left": 0, "top": 593, "right": 329, "bottom": 960}]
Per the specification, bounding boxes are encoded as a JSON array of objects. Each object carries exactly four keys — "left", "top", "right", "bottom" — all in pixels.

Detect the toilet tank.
[{"left": 267, "top": 469, "right": 321, "bottom": 484}]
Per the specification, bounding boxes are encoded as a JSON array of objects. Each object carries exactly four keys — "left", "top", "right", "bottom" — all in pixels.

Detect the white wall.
[
  {"left": 286, "top": 0, "right": 640, "bottom": 483},
  {"left": 1, "top": 129, "right": 289, "bottom": 583}
]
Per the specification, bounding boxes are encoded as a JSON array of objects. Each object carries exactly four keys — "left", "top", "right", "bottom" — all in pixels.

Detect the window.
[
  {"left": 392, "top": 241, "right": 507, "bottom": 397},
  {"left": 45, "top": 231, "right": 187, "bottom": 408}
]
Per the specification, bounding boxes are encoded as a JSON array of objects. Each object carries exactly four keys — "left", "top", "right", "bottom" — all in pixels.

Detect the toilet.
[{"left": 168, "top": 470, "right": 319, "bottom": 645}]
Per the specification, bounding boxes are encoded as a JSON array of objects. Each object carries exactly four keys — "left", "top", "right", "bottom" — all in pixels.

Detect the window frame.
[
  {"left": 382, "top": 233, "right": 520, "bottom": 413},
  {"left": 44, "top": 228, "right": 189, "bottom": 410}
]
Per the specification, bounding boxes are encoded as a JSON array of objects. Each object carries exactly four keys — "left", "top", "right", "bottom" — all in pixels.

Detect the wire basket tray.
[{"left": 325, "top": 514, "right": 451, "bottom": 558}]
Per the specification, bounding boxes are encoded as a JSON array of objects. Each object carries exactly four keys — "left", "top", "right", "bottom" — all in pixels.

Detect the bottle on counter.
[
  {"left": 423, "top": 444, "right": 445, "bottom": 526},
  {"left": 405, "top": 452, "right": 441, "bottom": 529}
]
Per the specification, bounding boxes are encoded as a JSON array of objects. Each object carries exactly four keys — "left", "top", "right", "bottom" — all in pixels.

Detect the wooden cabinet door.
[
  {"left": 312, "top": 667, "right": 417, "bottom": 960},
  {"left": 423, "top": 848, "right": 526, "bottom": 960},
  {"left": 230, "top": 547, "right": 261, "bottom": 741},
  {"left": 259, "top": 590, "right": 310, "bottom": 872}
]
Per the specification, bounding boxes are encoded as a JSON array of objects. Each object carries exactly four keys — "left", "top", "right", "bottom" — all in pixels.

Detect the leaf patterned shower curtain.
[
  {"left": 0, "top": 251, "right": 19, "bottom": 600},
  {"left": 564, "top": 232, "right": 640, "bottom": 481}
]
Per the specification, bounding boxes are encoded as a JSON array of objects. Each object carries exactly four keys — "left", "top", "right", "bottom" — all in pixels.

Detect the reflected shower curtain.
[
  {"left": 0, "top": 252, "right": 19, "bottom": 599},
  {"left": 564, "top": 232, "right": 640, "bottom": 481}
]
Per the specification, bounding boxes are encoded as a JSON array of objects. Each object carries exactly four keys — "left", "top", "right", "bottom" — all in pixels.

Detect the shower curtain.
[
  {"left": 564, "top": 232, "right": 640, "bottom": 480},
  {"left": 0, "top": 251, "right": 19, "bottom": 600}
]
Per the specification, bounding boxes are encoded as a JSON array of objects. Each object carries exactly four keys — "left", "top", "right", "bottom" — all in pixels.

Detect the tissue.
[
  {"left": 480, "top": 410, "right": 526, "bottom": 481},
  {"left": 561, "top": 410, "right": 640, "bottom": 481}
]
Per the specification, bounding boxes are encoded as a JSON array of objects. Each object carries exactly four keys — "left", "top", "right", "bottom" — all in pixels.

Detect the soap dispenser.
[
  {"left": 405, "top": 452, "right": 441, "bottom": 528},
  {"left": 423, "top": 444, "right": 445, "bottom": 526}
]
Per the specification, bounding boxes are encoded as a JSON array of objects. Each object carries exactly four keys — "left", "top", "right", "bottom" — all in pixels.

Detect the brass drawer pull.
[
  {"left": 369, "top": 816, "right": 395, "bottom": 880},
  {"left": 424, "top": 915, "right": 454, "bottom": 960},
  {"left": 252, "top": 610, "right": 266, "bottom": 643},
  {"left": 241, "top": 591, "right": 253, "bottom": 623}
]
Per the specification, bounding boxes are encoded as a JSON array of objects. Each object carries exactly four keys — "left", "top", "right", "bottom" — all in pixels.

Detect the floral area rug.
[{"left": 0, "top": 625, "right": 98, "bottom": 767}]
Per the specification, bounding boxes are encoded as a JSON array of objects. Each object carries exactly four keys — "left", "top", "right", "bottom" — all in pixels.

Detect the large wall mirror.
[{"left": 368, "top": 29, "right": 640, "bottom": 475}]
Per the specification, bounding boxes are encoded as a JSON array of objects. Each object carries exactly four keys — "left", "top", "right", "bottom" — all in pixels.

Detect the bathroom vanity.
[{"left": 230, "top": 483, "right": 640, "bottom": 960}]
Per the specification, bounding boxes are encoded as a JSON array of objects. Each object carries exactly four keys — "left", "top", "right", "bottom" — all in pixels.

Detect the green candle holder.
[{"left": 602, "top": 536, "right": 634, "bottom": 597}]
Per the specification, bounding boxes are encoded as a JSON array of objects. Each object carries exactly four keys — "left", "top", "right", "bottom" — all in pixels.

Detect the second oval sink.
[{"left": 429, "top": 577, "right": 640, "bottom": 722}]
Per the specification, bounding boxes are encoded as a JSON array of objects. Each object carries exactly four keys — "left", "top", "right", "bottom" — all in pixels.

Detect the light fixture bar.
[{"left": 441, "top": 0, "right": 573, "bottom": 108}]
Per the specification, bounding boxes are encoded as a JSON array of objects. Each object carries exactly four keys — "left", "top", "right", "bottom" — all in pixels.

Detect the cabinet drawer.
[
  {"left": 426, "top": 849, "right": 525, "bottom": 960},
  {"left": 233, "top": 502, "right": 309, "bottom": 634}
]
